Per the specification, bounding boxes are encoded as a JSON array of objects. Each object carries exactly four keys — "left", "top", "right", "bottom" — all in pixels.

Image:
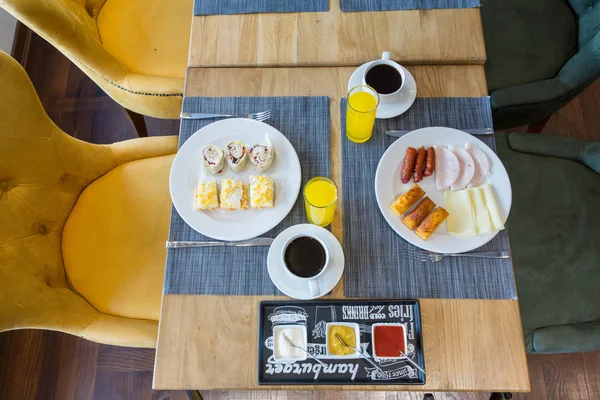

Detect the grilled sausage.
[
  {"left": 413, "top": 147, "right": 426, "bottom": 183},
  {"left": 423, "top": 147, "right": 435, "bottom": 177},
  {"left": 401, "top": 147, "right": 417, "bottom": 184}
]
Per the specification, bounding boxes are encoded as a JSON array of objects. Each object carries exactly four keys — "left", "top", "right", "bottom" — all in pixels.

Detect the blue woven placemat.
[
  {"left": 341, "top": 97, "right": 517, "bottom": 299},
  {"left": 195, "top": 0, "right": 328, "bottom": 15},
  {"left": 164, "top": 96, "right": 330, "bottom": 295},
  {"left": 340, "top": 0, "right": 480, "bottom": 11}
]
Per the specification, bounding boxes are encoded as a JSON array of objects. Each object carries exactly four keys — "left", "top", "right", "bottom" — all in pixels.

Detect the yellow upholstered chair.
[
  {"left": 0, "top": 51, "right": 177, "bottom": 347},
  {"left": 0, "top": 0, "right": 192, "bottom": 120}
]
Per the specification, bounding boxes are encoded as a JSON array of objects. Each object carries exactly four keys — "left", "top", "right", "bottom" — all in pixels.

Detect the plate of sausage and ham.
[{"left": 374, "top": 127, "right": 512, "bottom": 253}]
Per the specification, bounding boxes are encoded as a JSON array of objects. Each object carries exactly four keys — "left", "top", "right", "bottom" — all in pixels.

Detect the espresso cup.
[
  {"left": 281, "top": 233, "right": 330, "bottom": 297},
  {"left": 362, "top": 52, "right": 406, "bottom": 104}
]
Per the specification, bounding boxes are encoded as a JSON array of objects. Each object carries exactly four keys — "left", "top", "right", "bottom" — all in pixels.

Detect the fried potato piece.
[
  {"left": 415, "top": 207, "right": 449, "bottom": 240},
  {"left": 402, "top": 197, "right": 435, "bottom": 230},
  {"left": 390, "top": 184, "right": 425, "bottom": 216}
]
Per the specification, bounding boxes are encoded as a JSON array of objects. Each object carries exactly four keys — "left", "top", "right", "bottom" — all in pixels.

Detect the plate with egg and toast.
[
  {"left": 375, "top": 127, "right": 512, "bottom": 253},
  {"left": 169, "top": 118, "right": 301, "bottom": 241}
]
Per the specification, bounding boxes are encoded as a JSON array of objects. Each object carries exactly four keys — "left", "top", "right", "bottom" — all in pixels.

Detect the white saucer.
[
  {"left": 347, "top": 61, "right": 417, "bottom": 119},
  {"left": 267, "top": 224, "right": 345, "bottom": 300}
]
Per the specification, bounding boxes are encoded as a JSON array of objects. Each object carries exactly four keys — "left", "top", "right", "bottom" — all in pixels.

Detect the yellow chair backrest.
[
  {"left": 0, "top": 0, "right": 192, "bottom": 118},
  {"left": 0, "top": 51, "right": 175, "bottom": 347}
]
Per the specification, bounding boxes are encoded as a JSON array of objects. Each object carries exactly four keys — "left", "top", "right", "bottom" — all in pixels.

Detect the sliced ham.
[
  {"left": 465, "top": 142, "right": 491, "bottom": 187},
  {"left": 449, "top": 145, "right": 475, "bottom": 191},
  {"left": 434, "top": 145, "right": 461, "bottom": 191}
]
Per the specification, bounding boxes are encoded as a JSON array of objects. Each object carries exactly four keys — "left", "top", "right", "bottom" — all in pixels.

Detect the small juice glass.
[
  {"left": 346, "top": 85, "right": 379, "bottom": 143},
  {"left": 303, "top": 177, "right": 338, "bottom": 227}
]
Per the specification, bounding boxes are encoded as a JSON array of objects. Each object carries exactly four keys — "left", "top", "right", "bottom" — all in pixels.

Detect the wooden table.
[
  {"left": 153, "top": 65, "right": 530, "bottom": 393},
  {"left": 188, "top": 0, "right": 486, "bottom": 67}
]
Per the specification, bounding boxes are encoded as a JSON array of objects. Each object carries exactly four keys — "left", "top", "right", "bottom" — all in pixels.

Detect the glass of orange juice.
[
  {"left": 346, "top": 85, "right": 379, "bottom": 143},
  {"left": 304, "top": 177, "right": 338, "bottom": 227}
]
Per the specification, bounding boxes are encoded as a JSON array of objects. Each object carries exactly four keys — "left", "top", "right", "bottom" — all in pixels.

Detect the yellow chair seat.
[
  {"left": 98, "top": 0, "right": 191, "bottom": 79},
  {"left": 63, "top": 154, "right": 174, "bottom": 322},
  {"left": 0, "top": 47, "right": 178, "bottom": 347}
]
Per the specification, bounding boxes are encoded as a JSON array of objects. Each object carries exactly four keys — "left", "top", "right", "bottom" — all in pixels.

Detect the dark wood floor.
[
  {"left": 22, "top": 33, "right": 180, "bottom": 142},
  {"left": 0, "top": 330, "right": 188, "bottom": 400},
  {"left": 1, "top": 32, "right": 599, "bottom": 400}
]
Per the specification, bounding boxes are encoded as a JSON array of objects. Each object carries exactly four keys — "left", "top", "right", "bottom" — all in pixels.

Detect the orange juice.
[
  {"left": 346, "top": 86, "right": 379, "bottom": 143},
  {"left": 304, "top": 177, "right": 337, "bottom": 227}
]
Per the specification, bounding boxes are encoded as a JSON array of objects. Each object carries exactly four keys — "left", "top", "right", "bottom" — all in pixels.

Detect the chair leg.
[
  {"left": 186, "top": 390, "right": 204, "bottom": 400},
  {"left": 526, "top": 116, "right": 551, "bottom": 133},
  {"left": 490, "top": 393, "right": 513, "bottom": 400},
  {"left": 150, "top": 390, "right": 174, "bottom": 400},
  {"left": 125, "top": 108, "right": 149, "bottom": 138}
]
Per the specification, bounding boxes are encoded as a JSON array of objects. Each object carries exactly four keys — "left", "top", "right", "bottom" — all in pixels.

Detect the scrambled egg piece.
[
  {"left": 250, "top": 175, "right": 274, "bottom": 209},
  {"left": 194, "top": 181, "right": 219, "bottom": 210},
  {"left": 220, "top": 179, "right": 249, "bottom": 210}
]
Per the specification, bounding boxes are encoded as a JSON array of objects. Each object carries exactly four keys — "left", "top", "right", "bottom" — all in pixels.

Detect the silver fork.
[
  {"left": 422, "top": 251, "right": 510, "bottom": 263},
  {"left": 283, "top": 334, "right": 327, "bottom": 367},
  {"left": 180, "top": 110, "right": 271, "bottom": 122}
]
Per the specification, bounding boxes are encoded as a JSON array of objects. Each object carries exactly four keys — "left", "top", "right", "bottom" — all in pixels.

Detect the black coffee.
[
  {"left": 284, "top": 236, "right": 326, "bottom": 278},
  {"left": 365, "top": 64, "right": 403, "bottom": 95}
]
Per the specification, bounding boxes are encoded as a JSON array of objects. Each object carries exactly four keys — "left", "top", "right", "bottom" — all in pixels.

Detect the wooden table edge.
[
  {"left": 154, "top": 296, "right": 530, "bottom": 392},
  {"left": 188, "top": 3, "right": 487, "bottom": 67}
]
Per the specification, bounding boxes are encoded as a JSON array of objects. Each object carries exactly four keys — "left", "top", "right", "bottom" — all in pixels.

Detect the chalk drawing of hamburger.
[{"left": 268, "top": 306, "right": 308, "bottom": 329}]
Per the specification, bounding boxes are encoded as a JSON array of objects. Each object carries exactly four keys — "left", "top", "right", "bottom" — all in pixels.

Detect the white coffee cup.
[
  {"left": 281, "top": 233, "right": 329, "bottom": 297},
  {"left": 362, "top": 51, "right": 405, "bottom": 104}
]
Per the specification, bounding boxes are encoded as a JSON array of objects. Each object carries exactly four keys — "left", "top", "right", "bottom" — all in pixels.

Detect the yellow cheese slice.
[
  {"left": 468, "top": 187, "right": 492, "bottom": 234},
  {"left": 481, "top": 184, "right": 504, "bottom": 230},
  {"left": 444, "top": 190, "right": 476, "bottom": 235}
]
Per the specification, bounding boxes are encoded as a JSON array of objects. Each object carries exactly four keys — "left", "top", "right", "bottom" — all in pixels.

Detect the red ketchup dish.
[{"left": 372, "top": 323, "right": 408, "bottom": 360}]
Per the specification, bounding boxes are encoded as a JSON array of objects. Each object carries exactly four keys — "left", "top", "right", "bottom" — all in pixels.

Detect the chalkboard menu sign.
[{"left": 257, "top": 300, "right": 424, "bottom": 385}]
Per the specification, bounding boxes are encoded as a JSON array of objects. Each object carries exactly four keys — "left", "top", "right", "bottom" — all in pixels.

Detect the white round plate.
[
  {"left": 169, "top": 118, "right": 301, "bottom": 241},
  {"left": 375, "top": 127, "right": 512, "bottom": 253},
  {"left": 347, "top": 61, "right": 417, "bottom": 119},
  {"left": 268, "top": 224, "right": 344, "bottom": 300}
]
